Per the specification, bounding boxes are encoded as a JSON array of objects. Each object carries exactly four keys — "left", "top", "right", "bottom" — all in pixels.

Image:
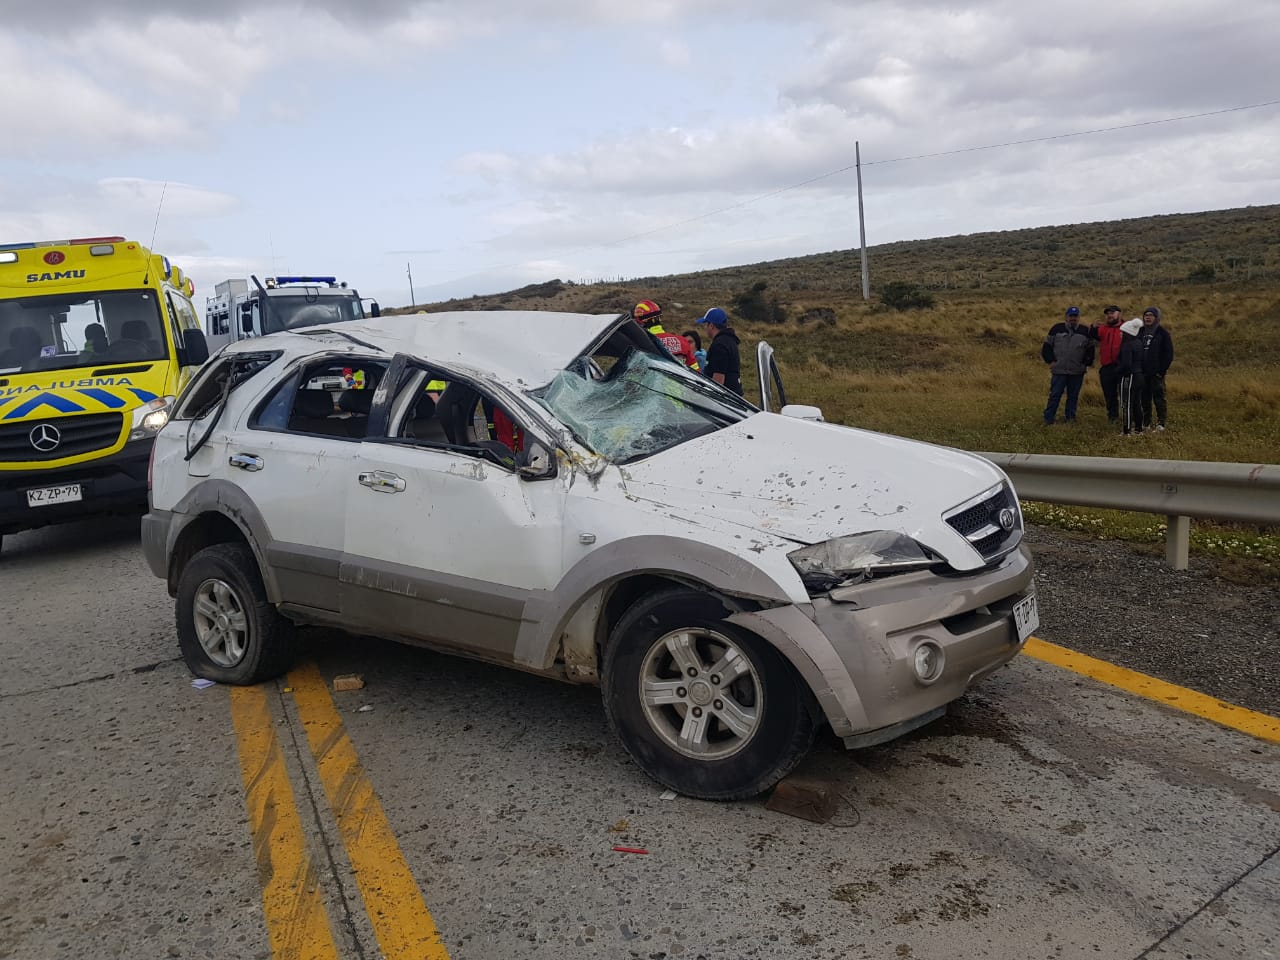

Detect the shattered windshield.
[{"left": 534, "top": 347, "right": 754, "bottom": 463}]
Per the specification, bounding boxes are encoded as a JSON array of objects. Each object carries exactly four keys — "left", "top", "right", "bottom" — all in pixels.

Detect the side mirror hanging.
[{"left": 518, "top": 440, "right": 555, "bottom": 480}]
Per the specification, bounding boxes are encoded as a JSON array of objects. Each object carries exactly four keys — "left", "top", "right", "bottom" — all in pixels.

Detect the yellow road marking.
[
  {"left": 289, "top": 662, "right": 451, "bottom": 959},
  {"left": 1023, "top": 637, "right": 1280, "bottom": 745},
  {"left": 230, "top": 685, "right": 341, "bottom": 960}
]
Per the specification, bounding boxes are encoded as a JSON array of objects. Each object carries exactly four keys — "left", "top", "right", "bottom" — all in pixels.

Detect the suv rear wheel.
[
  {"left": 176, "top": 542, "right": 295, "bottom": 684},
  {"left": 602, "top": 587, "right": 815, "bottom": 800}
]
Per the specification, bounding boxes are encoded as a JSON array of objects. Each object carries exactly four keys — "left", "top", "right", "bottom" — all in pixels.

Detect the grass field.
[{"left": 399, "top": 206, "right": 1280, "bottom": 576}]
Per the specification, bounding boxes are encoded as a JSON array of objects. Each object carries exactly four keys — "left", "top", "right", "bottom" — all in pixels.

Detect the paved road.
[{"left": 2, "top": 517, "right": 1278, "bottom": 960}]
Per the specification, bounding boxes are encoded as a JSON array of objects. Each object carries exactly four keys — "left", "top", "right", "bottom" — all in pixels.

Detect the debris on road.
[
  {"left": 333, "top": 674, "right": 365, "bottom": 692},
  {"left": 611, "top": 846, "right": 649, "bottom": 855},
  {"left": 190, "top": 678, "right": 216, "bottom": 690},
  {"left": 357, "top": 704, "right": 374, "bottom": 713},
  {"left": 608, "top": 818, "right": 629, "bottom": 833},
  {"left": 765, "top": 776, "right": 840, "bottom": 824},
  {"left": 658, "top": 789, "right": 678, "bottom": 801}
]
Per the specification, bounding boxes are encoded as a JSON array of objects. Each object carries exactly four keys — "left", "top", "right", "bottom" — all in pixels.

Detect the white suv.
[{"left": 143, "top": 311, "right": 1036, "bottom": 800}]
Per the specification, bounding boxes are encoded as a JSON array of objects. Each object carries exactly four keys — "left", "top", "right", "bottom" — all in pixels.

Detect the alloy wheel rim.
[
  {"left": 638, "top": 628, "right": 763, "bottom": 759},
  {"left": 192, "top": 578, "right": 250, "bottom": 667}
]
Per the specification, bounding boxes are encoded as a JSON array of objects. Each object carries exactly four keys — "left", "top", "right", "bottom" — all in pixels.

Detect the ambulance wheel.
[
  {"left": 602, "top": 587, "right": 815, "bottom": 800},
  {"left": 176, "top": 542, "right": 295, "bottom": 684}
]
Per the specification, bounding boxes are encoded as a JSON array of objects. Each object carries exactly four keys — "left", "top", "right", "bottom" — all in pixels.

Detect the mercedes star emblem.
[{"left": 29, "top": 423, "right": 62, "bottom": 452}]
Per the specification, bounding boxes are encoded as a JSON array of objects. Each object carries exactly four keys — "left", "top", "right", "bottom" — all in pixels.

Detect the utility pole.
[
  {"left": 856, "top": 141, "right": 870, "bottom": 301},
  {"left": 407, "top": 262, "right": 416, "bottom": 307}
]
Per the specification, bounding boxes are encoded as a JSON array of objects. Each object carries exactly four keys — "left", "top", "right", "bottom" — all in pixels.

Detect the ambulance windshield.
[{"left": 0, "top": 291, "right": 168, "bottom": 374}]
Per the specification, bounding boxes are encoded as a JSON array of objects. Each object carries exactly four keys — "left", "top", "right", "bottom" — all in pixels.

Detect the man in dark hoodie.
[
  {"left": 1091, "top": 305, "right": 1125, "bottom": 421},
  {"left": 698, "top": 307, "right": 742, "bottom": 395},
  {"left": 1116, "top": 318, "right": 1146, "bottom": 435},
  {"left": 1041, "top": 306, "right": 1095, "bottom": 425},
  {"left": 1138, "top": 306, "right": 1175, "bottom": 431}
]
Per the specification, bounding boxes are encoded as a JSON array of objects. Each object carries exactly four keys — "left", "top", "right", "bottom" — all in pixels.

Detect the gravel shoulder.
[{"left": 1024, "top": 522, "right": 1280, "bottom": 717}]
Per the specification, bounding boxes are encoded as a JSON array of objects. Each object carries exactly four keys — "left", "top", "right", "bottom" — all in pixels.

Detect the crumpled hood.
[{"left": 618, "top": 413, "right": 1008, "bottom": 567}]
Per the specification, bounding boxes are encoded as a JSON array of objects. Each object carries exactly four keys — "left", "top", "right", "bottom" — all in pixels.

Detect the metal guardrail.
[{"left": 978, "top": 452, "right": 1280, "bottom": 570}]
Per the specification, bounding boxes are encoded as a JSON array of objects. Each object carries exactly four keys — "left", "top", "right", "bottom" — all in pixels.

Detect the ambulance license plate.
[
  {"left": 27, "top": 484, "right": 82, "bottom": 507},
  {"left": 1013, "top": 593, "right": 1039, "bottom": 643}
]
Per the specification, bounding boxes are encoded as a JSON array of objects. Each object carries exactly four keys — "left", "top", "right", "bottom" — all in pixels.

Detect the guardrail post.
[{"left": 1166, "top": 515, "right": 1191, "bottom": 571}]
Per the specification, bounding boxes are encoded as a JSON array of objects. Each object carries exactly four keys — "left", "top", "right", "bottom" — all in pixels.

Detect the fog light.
[{"left": 912, "top": 642, "right": 945, "bottom": 684}]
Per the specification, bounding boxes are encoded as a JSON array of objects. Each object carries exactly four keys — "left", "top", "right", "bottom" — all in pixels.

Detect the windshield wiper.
[{"left": 624, "top": 378, "right": 743, "bottom": 426}]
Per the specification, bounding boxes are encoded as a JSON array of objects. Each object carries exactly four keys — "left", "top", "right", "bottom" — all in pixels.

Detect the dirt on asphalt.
[{"left": 1024, "top": 522, "right": 1280, "bottom": 717}]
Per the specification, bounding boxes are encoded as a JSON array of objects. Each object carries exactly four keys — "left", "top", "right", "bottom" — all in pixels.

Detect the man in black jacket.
[
  {"left": 1041, "top": 306, "right": 1095, "bottom": 425},
  {"left": 697, "top": 307, "right": 743, "bottom": 396},
  {"left": 1138, "top": 306, "right": 1175, "bottom": 431}
]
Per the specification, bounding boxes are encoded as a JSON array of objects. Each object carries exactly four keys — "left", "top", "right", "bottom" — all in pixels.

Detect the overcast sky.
[{"left": 1, "top": 0, "right": 1275, "bottom": 308}]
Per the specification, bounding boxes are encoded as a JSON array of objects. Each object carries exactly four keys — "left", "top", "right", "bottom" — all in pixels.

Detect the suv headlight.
[
  {"left": 787, "top": 531, "right": 941, "bottom": 592},
  {"left": 129, "top": 396, "right": 176, "bottom": 441}
]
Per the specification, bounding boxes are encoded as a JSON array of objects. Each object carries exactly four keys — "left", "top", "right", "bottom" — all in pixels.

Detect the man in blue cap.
[
  {"left": 697, "top": 307, "right": 742, "bottom": 395},
  {"left": 1040, "top": 306, "right": 1094, "bottom": 425}
]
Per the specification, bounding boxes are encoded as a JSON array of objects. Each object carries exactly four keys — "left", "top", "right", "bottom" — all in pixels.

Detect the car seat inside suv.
[
  {"left": 337, "top": 388, "right": 374, "bottom": 438},
  {"left": 288, "top": 389, "right": 341, "bottom": 435}
]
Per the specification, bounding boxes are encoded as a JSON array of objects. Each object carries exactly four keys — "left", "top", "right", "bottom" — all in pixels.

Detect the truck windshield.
[
  {"left": 0, "top": 290, "right": 168, "bottom": 374},
  {"left": 534, "top": 347, "right": 754, "bottom": 464},
  {"left": 261, "top": 295, "right": 363, "bottom": 334}
]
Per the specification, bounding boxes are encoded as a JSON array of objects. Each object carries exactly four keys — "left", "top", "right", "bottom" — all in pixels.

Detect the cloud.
[
  {"left": 0, "top": 177, "right": 238, "bottom": 248},
  {"left": 434, "top": 0, "right": 1278, "bottom": 275}
]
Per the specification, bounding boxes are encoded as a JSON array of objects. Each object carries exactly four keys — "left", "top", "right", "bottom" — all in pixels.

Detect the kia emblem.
[{"left": 29, "top": 423, "right": 62, "bottom": 452}]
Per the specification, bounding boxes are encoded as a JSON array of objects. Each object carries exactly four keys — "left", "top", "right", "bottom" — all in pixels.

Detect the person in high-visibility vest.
[{"left": 633, "top": 300, "right": 700, "bottom": 371}]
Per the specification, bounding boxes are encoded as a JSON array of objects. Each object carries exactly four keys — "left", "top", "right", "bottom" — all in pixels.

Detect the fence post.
[{"left": 1166, "top": 515, "right": 1191, "bottom": 571}]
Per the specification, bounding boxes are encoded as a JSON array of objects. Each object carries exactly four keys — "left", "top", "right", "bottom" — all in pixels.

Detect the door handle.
[
  {"left": 229, "top": 453, "right": 264, "bottom": 471},
  {"left": 358, "top": 470, "right": 406, "bottom": 493}
]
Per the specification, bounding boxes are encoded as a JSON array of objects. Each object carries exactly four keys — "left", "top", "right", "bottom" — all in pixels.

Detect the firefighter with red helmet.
[{"left": 633, "top": 299, "right": 700, "bottom": 371}]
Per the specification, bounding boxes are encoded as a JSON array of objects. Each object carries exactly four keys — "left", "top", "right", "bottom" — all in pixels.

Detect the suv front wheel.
[
  {"left": 602, "top": 587, "right": 816, "bottom": 800},
  {"left": 176, "top": 542, "right": 295, "bottom": 684}
]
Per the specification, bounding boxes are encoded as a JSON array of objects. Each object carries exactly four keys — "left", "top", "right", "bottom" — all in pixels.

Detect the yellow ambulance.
[{"left": 0, "top": 236, "right": 210, "bottom": 550}]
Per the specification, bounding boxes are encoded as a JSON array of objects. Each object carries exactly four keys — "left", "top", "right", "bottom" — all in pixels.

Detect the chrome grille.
[
  {"left": 0, "top": 412, "right": 124, "bottom": 463},
  {"left": 944, "top": 483, "right": 1022, "bottom": 561}
]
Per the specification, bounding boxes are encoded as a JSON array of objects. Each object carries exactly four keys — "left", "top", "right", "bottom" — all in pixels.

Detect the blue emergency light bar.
[{"left": 271, "top": 276, "right": 337, "bottom": 285}]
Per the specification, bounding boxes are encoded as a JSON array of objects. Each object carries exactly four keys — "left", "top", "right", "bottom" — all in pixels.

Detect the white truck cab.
[{"left": 204, "top": 275, "right": 379, "bottom": 354}]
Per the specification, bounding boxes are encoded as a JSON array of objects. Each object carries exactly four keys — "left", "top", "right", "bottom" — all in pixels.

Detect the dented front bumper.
[{"left": 727, "top": 544, "right": 1035, "bottom": 747}]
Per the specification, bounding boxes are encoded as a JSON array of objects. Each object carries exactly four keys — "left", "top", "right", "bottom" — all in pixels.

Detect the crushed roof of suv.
[{"left": 225, "top": 310, "right": 626, "bottom": 388}]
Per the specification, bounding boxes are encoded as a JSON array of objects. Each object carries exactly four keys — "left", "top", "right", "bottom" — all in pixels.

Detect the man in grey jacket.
[{"left": 1041, "top": 306, "right": 1096, "bottom": 425}]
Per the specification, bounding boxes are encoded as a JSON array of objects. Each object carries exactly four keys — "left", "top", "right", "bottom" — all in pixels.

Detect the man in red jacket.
[
  {"left": 1091, "top": 305, "right": 1125, "bottom": 422},
  {"left": 633, "top": 299, "right": 700, "bottom": 371}
]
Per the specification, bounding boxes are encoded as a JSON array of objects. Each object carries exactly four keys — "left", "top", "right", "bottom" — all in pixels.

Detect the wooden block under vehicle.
[
  {"left": 765, "top": 776, "right": 840, "bottom": 824},
  {"left": 332, "top": 674, "right": 365, "bottom": 692}
]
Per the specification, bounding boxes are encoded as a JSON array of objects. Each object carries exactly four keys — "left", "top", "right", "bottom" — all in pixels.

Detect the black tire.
[
  {"left": 601, "top": 587, "right": 816, "bottom": 801},
  {"left": 175, "top": 542, "right": 295, "bottom": 684}
]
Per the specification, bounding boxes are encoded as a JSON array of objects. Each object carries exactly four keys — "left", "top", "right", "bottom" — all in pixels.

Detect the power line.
[{"left": 864, "top": 98, "right": 1280, "bottom": 166}]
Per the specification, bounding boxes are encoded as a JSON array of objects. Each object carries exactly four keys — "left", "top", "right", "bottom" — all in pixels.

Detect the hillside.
[
  {"left": 389, "top": 203, "right": 1280, "bottom": 317},
  {"left": 385, "top": 203, "right": 1280, "bottom": 468}
]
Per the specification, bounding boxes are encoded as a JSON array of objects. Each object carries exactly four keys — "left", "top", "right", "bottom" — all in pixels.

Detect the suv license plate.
[
  {"left": 27, "top": 484, "right": 83, "bottom": 507},
  {"left": 1013, "top": 593, "right": 1039, "bottom": 643}
]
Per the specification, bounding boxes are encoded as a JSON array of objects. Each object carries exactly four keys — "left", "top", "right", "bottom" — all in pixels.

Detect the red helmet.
[{"left": 633, "top": 299, "right": 662, "bottom": 325}]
